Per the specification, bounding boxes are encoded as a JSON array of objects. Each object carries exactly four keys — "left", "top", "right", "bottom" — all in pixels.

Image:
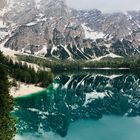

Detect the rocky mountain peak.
[
  {"left": 0, "top": 0, "right": 140, "bottom": 60},
  {"left": 38, "top": 0, "right": 72, "bottom": 19}
]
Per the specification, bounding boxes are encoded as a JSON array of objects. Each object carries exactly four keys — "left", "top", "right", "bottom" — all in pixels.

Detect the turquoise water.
[
  {"left": 15, "top": 116, "right": 140, "bottom": 140},
  {"left": 14, "top": 71, "right": 140, "bottom": 140}
]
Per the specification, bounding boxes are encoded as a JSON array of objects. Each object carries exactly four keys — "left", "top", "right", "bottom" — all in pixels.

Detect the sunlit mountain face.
[{"left": 13, "top": 71, "right": 140, "bottom": 137}]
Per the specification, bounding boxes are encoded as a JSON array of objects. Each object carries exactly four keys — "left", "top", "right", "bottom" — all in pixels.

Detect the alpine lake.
[{"left": 13, "top": 70, "right": 140, "bottom": 140}]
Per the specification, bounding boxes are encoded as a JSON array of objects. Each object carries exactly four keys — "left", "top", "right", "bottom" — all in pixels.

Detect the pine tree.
[{"left": 0, "top": 63, "right": 16, "bottom": 140}]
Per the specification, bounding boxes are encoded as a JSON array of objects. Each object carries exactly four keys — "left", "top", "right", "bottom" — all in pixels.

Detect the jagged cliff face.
[
  {"left": 0, "top": 0, "right": 140, "bottom": 60},
  {"left": 2, "top": 0, "right": 86, "bottom": 59},
  {"left": 73, "top": 10, "right": 140, "bottom": 38}
]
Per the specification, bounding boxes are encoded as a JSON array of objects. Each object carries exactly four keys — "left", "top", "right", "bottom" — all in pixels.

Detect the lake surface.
[{"left": 13, "top": 70, "right": 140, "bottom": 140}]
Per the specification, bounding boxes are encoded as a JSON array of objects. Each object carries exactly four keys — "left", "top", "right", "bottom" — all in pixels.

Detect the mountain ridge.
[{"left": 0, "top": 0, "right": 140, "bottom": 60}]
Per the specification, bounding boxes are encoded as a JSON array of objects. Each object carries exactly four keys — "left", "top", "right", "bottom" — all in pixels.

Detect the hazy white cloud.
[{"left": 66, "top": 0, "right": 140, "bottom": 13}]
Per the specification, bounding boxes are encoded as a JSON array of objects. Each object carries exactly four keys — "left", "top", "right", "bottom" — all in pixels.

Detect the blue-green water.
[
  {"left": 14, "top": 71, "right": 140, "bottom": 140},
  {"left": 15, "top": 116, "right": 140, "bottom": 140}
]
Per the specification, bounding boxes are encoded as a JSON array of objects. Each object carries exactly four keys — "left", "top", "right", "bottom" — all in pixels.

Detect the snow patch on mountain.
[
  {"left": 82, "top": 23, "right": 105, "bottom": 40},
  {"left": 107, "top": 53, "right": 123, "bottom": 58},
  {"left": 0, "top": 19, "right": 6, "bottom": 28},
  {"left": 0, "top": 30, "right": 9, "bottom": 41},
  {"left": 26, "top": 16, "right": 48, "bottom": 26},
  {"left": 91, "top": 53, "right": 123, "bottom": 61},
  {"left": 35, "top": 0, "right": 41, "bottom": 9},
  {"left": 35, "top": 45, "right": 47, "bottom": 56},
  {"left": 124, "top": 12, "right": 132, "bottom": 20},
  {"left": 26, "top": 21, "right": 37, "bottom": 26}
]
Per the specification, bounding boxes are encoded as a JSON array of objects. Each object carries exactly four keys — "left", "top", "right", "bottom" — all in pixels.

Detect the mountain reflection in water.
[{"left": 14, "top": 71, "right": 140, "bottom": 138}]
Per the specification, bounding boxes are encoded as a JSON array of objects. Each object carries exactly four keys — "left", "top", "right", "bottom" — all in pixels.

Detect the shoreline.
[
  {"left": 82, "top": 67, "right": 130, "bottom": 70},
  {"left": 10, "top": 83, "right": 45, "bottom": 98}
]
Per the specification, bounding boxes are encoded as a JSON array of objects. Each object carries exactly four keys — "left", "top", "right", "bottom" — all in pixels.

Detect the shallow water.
[{"left": 14, "top": 71, "right": 140, "bottom": 140}]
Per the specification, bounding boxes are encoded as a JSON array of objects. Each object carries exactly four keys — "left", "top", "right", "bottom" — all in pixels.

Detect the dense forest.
[
  {"left": 0, "top": 64, "right": 16, "bottom": 140},
  {"left": 0, "top": 51, "right": 55, "bottom": 139},
  {"left": 17, "top": 54, "right": 140, "bottom": 72},
  {"left": 0, "top": 52, "right": 54, "bottom": 87}
]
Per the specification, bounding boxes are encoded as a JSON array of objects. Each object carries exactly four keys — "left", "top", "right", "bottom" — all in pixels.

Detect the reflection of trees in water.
[
  {"left": 14, "top": 73, "right": 140, "bottom": 137},
  {"left": 0, "top": 65, "right": 16, "bottom": 140}
]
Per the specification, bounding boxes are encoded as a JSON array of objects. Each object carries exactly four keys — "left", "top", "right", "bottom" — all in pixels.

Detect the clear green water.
[{"left": 14, "top": 71, "right": 140, "bottom": 140}]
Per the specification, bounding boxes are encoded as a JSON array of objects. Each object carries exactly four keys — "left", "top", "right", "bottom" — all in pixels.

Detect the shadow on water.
[{"left": 13, "top": 70, "right": 140, "bottom": 138}]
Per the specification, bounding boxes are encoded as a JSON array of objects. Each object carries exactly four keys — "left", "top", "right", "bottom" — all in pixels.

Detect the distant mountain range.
[{"left": 0, "top": 0, "right": 140, "bottom": 60}]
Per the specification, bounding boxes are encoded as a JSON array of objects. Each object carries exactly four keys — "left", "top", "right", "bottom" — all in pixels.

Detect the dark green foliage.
[
  {"left": 17, "top": 54, "right": 140, "bottom": 73},
  {"left": 0, "top": 51, "right": 54, "bottom": 139},
  {"left": 9, "top": 62, "right": 53, "bottom": 87},
  {"left": 0, "top": 52, "right": 53, "bottom": 88},
  {"left": 0, "top": 61, "right": 16, "bottom": 140},
  {"left": 38, "top": 71, "right": 53, "bottom": 87}
]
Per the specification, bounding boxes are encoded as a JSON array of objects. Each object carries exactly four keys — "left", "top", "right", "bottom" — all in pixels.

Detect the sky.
[{"left": 66, "top": 0, "right": 140, "bottom": 13}]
